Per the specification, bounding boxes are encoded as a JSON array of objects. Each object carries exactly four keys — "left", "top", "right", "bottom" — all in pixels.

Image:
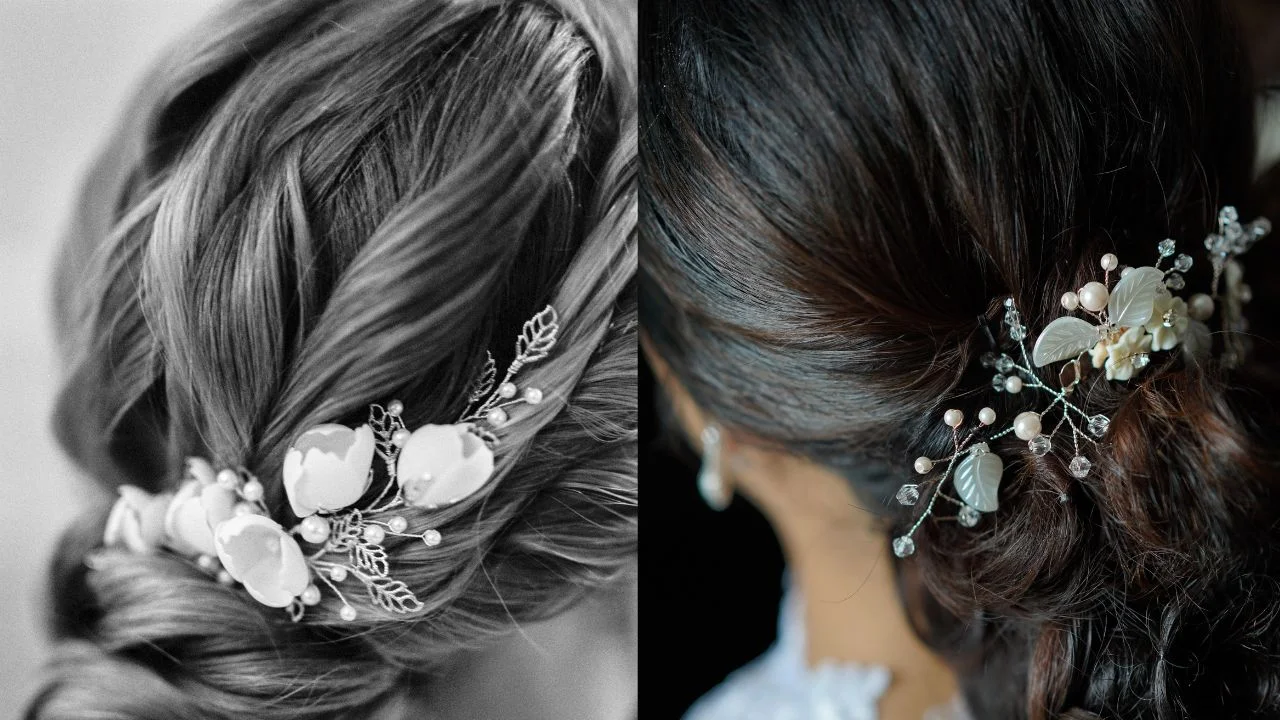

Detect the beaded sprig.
[{"left": 891, "top": 208, "right": 1270, "bottom": 558}]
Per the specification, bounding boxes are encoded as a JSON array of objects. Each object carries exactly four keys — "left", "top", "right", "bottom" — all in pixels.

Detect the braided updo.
[
  {"left": 642, "top": 0, "right": 1280, "bottom": 717},
  {"left": 30, "top": 0, "right": 635, "bottom": 718}
]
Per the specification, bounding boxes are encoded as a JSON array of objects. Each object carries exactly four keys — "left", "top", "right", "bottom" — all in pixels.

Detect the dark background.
[{"left": 640, "top": 357, "right": 785, "bottom": 718}]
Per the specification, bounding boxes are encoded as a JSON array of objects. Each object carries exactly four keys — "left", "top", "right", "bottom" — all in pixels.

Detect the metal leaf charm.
[
  {"left": 466, "top": 352, "right": 497, "bottom": 407},
  {"left": 1108, "top": 266, "right": 1164, "bottom": 328},
  {"left": 514, "top": 306, "right": 560, "bottom": 365},
  {"left": 1032, "top": 316, "right": 1098, "bottom": 367},
  {"left": 954, "top": 443, "right": 1003, "bottom": 513},
  {"left": 352, "top": 539, "right": 389, "bottom": 577},
  {"left": 366, "top": 577, "right": 424, "bottom": 614}
]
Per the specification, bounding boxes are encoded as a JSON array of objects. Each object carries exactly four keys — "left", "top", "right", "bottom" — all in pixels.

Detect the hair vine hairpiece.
[
  {"left": 102, "top": 306, "right": 561, "bottom": 621},
  {"left": 891, "top": 208, "right": 1270, "bottom": 559}
]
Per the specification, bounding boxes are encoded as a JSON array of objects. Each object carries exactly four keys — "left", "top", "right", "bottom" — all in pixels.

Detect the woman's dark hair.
[
  {"left": 29, "top": 0, "right": 636, "bottom": 718},
  {"left": 641, "top": 0, "right": 1280, "bottom": 717}
]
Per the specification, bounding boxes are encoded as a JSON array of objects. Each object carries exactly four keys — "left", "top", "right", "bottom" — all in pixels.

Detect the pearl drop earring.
[{"left": 698, "top": 424, "right": 731, "bottom": 511}]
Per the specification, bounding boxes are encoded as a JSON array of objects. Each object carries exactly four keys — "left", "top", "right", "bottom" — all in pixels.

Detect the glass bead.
[
  {"left": 1009, "top": 325, "right": 1027, "bottom": 341},
  {"left": 1164, "top": 272, "right": 1185, "bottom": 291},
  {"left": 1157, "top": 238, "right": 1176, "bottom": 257},
  {"left": 1069, "top": 455, "right": 1092, "bottom": 478},
  {"left": 1004, "top": 309, "right": 1021, "bottom": 327},
  {"left": 892, "top": 536, "right": 916, "bottom": 558},
  {"left": 1087, "top": 414, "right": 1110, "bottom": 438},
  {"left": 991, "top": 374, "right": 1006, "bottom": 392},
  {"left": 957, "top": 505, "right": 981, "bottom": 528},
  {"left": 1003, "top": 297, "right": 1015, "bottom": 308},
  {"left": 1132, "top": 353, "right": 1150, "bottom": 370},
  {"left": 995, "top": 355, "right": 1015, "bottom": 374},
  {"left": 1028, "top": 434, "right": 1052, "bottom": 456},
  {"left": 895, "top": 484, "right": 920, "bottom": 506},
  {"left": 1220, "top": 206, "right": 1239, "bottom": 224},
  {"left": 1173, "top": 254, "right": 1193, "bottom": 273}
]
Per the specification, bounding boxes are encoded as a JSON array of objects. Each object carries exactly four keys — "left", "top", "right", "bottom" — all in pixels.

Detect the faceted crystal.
[
  {"left": 1028, "top": 434, "right": 1052, "bottom": 456},
  {"left": 1131, "top": 353, "right": 1150, "bottom": 370},
  {"left": 1068, "top": 455, "right": 1092, "bottom": 478},
  {"left": 957, "top": 505, "right": 981, "bottom": 528},
  {"left": 995, "top": 355, "right": 1015, "bottom": 374},
  {"left": 1220, "top": 205, "right": 1239, "bottom": 224},
  {"left": 1164, "top": 272, "right": 1185, "bottom": 291},
  {"left": 892, "top": 536, "right": 916, "bottom": 558},
  {"left": 980, "top": 351, "right": 998, "bottom": 368},
  {"left": 991, "top": 374, "right": 1006, "bottom": 392},
  {"left": 1157, "top": 238, "right": 1176, "bottom": 257},
  {"left": 1087, "top": 414, "right": 1110, "bottom": 437},
  {"left": 1009, "top": 325, "right": 1027, "bottom": 341},
  {"left": 1173, "top": 254, "right": 1193, "bottom": 273},
  {"left": 1004, "top": 309, "right": 1021, "bottom": 327},
  {"left": 895, "top": 484, "right": 920, "bottom": 506}
]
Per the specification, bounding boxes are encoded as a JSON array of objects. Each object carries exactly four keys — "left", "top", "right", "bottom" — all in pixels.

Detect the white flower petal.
[
  {"left": 283, "top": 424, "right": 376, "bottom": 516},
  {"left": 397, "top": 424, "right": 496, "bottom": 507},
  {"left": 214, "top": 514, "right": 309, "bottom": 608}
]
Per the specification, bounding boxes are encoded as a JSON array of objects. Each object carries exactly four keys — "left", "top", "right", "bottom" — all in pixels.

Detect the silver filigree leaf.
[
  {"left": 954, "top": 443, "right": 1003, "bottom": 513},
  {"left": 327, "top": 510, "right": 362, "bottom": 551},
  {"left": 467, "top": 352, "right": 497, "bottom": 407},
  {"left": 352, "top": 540, "right": 390, "bottom": 577},
  {"left": 1032, "top": 316, "right": 1098, "bottom": 367},
  {"left": 514, "top": 306, "right": 560, "bottom": 365},
  {"left": 366, "top": 577, "right": 424, "bottom": 614},
  {"left": 1108, "top": 266, "right": 1164, "bottom": 328},
  {"left": 286, "top": 598, "right": 305, "bottom": 622}
]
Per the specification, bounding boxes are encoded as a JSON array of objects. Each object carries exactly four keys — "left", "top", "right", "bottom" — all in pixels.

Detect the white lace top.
[{"left": 684, "top": 583, "right": 970, "bottom": 720}]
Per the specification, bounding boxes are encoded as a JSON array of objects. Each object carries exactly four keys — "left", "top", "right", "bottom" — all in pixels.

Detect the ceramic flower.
[
  {"left": 213, "top": 514, "right": 310, "bottom": 608},
  {"left": 283, "top": 423, "right": 376, "bottom": 517},
  {"left": 164, "top": 479, "right": 237, "bottom": 556},
  {"left": 1147, "top": 292, "right": 1188, "bottom": 351},
  {"left": 396, "top": 424, "right": 495, "bottom": 508},
  {"left": 1090, "top": 325, "right": 1152, "bottom": 381},
  {"left": 103, "top": 485, "right": 172, "bottom": 554}
]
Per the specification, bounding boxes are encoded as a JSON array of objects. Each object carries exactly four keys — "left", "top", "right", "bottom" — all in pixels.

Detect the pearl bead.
[
  {"left": 388, "top": 516, "right": 408, "bottom": 533},
  {"left": 1013, "top": 411, "right": 1042, "bottom": 441},
  {"left": 522, "top": 387, "right": 543, "bottom": 405},
  {"left": 943, "top": 409, "right": 964, "bottom": 428},
  {"left": 339, "top": 605, "right": 357, "bottom": 621},
  {"left": 241, "top": 479, "right": 264, "bottom": 502},
  {"left": 487, "top": 408, "right": 508, "bottom": 426},
  {"left": 196, "top": 554, "right": 217, "bottom": 571},
  {"left": 1100, "top": 253, "right": 1119, "bottom": 271},
  {"left": 1188, "top": 293, "right": 1215, "bottom": 321},
  {"left": 216, "top": 469, "right": 240, "bottom": 490},
  {"left": 1078, "top": 282, "right": 1109, "bottom": 312},
  {"left": 234, "top": 502, "right": 258, "bottom": 516},
  {"left": 362, "top": 525, "right": 386, "bottom": 544},
  {"left": 422, "top": 529, "right": 442, "bottom": 547},
  {"left": 978, "top": 407, "right": 997, "bottom": 426},
  {"left": 387, "top": 400, "right": 404, "bottom": 416},
  {"left": 330, "top": 566, "right": 348, "bottom": 582},
  {"left": 1240, "top": 284, "right": 1253, "bottom": 303},
  {"left": 391, "top": 429, "right": 412, "bottom": 447},
  {"left": 498, "top": 382, "right": 517, "bottom": 399},
  {"left": 217, "top": 570, "right": 234, "bottom": 586},
  {"left": 1004, "top": 376, "right": 1023, "bottom": 394},
  {"left": 913, "top": 456, "right": 933, "bottom": 474},
  {"left": 1120, "top": 267, "right": 1134, "bottom": 277},
  {"left": 301, "top": 584, "right": 321, "bottom": 606},
  {"left": 300, "top": 515, "right": 331, "bottom": 544},
  {"left": 1060, "top": 291, "right": 1080, "bottom": 311}
]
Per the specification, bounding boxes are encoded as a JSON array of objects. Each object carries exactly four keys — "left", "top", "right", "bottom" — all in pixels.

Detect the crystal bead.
[
  {"left": 995, "top": 355, "right": 1015, "bottom": 374},
  {"left": 1220, "top": 205, "right": 1239, "bottom": 224},
  {"left": 1068, "top": 455, "right": 1092, "bottom": 478},
  {"left": 991, "top": 374, "right": 1006, "bottom": 392},
  {"left": 1132, "top": 353, "right": 1150, "bottom": 370},
  {"left": 980, "top": 352, "right": 998, "bottom": 368},
  {"left": 1004, "top": 309, "right": 1021, "bottom": 327},
  {"left": 892, "top": 536, "right": 916, "bottom": 558},
  {"left": 1009, "top": 325, "right": 1027, "bottom": 341},
  {"left": 957, "top": 505, "right": 981, "bottom": 528},
  {"left": 1173, "top": 254, "right": 1193, "bottom": 273},
  {"left": 1157, "top": 238, "right": 1176, "bottom": 257},
  {"left": 895, "top": 484, "right": 920, "bottom": 506},
  {"left": 1028, "top": 434, "right": 1052, "bottom": 456},
  {"left": 1004, "top": 297, "right": 1015, "bottom": 308},
  {"left": 1164, "top": 272, "right": 1185, "bottom": 291},
  {"left": 1087, "top": 414, "right": 1110, "bottom": 437}
]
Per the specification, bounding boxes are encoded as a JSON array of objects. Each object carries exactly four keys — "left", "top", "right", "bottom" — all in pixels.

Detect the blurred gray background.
[{"left": 0, "top": 1, "right": 220, "bottom": 712}]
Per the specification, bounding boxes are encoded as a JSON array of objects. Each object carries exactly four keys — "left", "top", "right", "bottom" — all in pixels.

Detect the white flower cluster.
[{"left": 1087, "top": 289, "right": 1189, "bottom": 381}]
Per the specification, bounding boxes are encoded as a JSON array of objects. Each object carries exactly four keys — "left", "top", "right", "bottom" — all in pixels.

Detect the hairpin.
[
  {"left": 891, "top": 208, "right": 1270, "bottom": 558},
  {"left": 103, "top": 306, "right": 561, "bottom": 620}
]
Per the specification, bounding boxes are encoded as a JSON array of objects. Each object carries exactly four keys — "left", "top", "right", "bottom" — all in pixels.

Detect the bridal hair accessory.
[
  {"left": 697, "top": 424, "right": 730, "bottom": 510},
  {"left": 103, "top": 306, "right": 561, "bottom": 620},
  {"left": 891, "top": 208, "right": 1270, "bottom": 559}
]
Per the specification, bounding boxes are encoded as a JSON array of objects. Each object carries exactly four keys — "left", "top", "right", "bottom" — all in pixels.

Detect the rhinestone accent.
[
  {"left": 957, "top": 505, "right": 981, "bottom": 528},
  {"left": 1068, "top": 455, "right": 1092, "bottom": 478},
  {"left": 1028, "top": 434, "right": 1052, "bottom": 456},
  {"left": 1157, "top": 238, "right": 1176, "bottom": 257},
  {"left": 892, "top": 536, "right": 916, "bottom": 558},
  {"left": 1087, "top": 414, "right": 1110, "bottom": 437},
  {"left": 1173, "top": 254, "right": 1193, "bottom": 273},
  {"left": 895, "top": 484, "right": 920, "bottom": 506}
]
